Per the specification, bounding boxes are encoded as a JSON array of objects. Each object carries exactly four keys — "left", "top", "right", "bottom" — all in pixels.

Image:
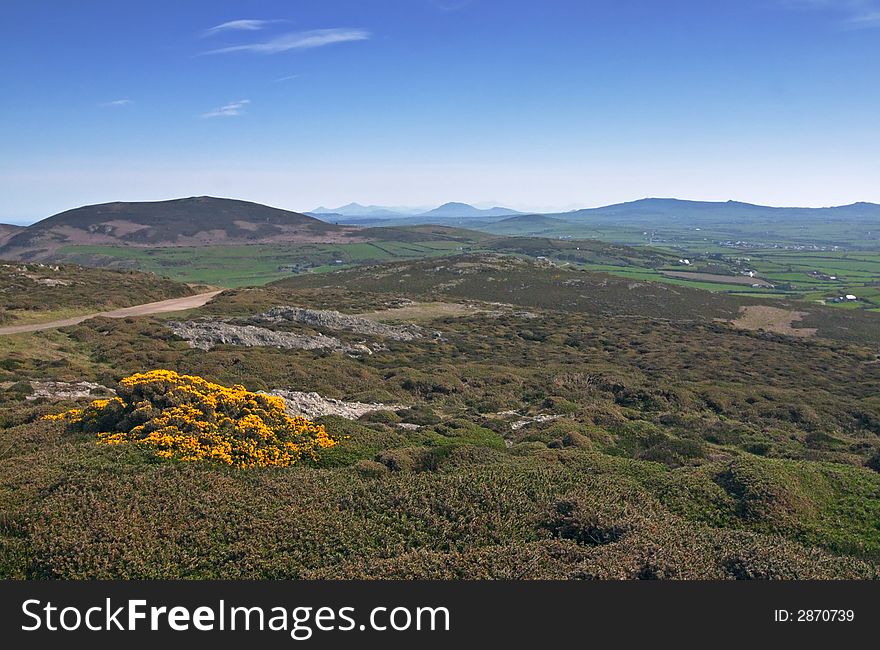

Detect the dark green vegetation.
[
  {"left": 0, "top": 262, "right": 193, "bottom": 325},
  {"left": 1, "top": 255, "right": 879, "bottom": 578}
]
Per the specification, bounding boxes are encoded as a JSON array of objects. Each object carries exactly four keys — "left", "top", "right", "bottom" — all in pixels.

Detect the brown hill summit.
[{"left": 0, "top": 196, "right": 361, "bottom": 261}]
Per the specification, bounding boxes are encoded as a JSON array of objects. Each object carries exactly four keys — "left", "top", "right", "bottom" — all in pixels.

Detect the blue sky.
[{"left": 1, "top": 0, "right": 880, "bottom": 223}]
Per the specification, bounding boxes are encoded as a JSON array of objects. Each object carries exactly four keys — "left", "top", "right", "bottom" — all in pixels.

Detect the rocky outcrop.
[
  {"left": 268, "top": 389, "right": 404, "bottom": 420},
  {"left": 511, "top": 414, "right": 561, "bottom": 430},
  {"left": 254, "top": 306, "right": 424, "bottom": 341},
  {"left": 168, "top": 320, "right": 372, "bottom": 354},
  {"left": 26, "top": 381, "right": 114, "bottom": 401}
]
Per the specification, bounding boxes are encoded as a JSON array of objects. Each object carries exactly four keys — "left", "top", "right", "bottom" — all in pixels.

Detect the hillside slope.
[
  {"left": 481, "top": 213, "right": 576, "bottom": 235},
  {"left": 274, "top": 253, "right": 880, "bottom": 344},
  {"left": 0, "top": 224, "right": 24, "bottom": 247},
  {"left": 0, "top": 197, "right": 358, "bottom": 261}
]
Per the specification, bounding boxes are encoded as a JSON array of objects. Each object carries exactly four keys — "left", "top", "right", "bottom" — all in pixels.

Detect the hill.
[
  {"left": 419, "top": 202, "right": 521, "bottom": 218},
  {"left": 274, "top": 253, "right": 880, "bottom": 344},
  {"left": 515, "top": 198, "right": 880, "bottom": 251},
  {"left": 559, "top": 198, "right": 880, "bottom": 224},
  {"left": 0, "top": 197, "right": 355, "bottom": 261},
  {"left": 274, "top": 253, "right": 753, "bottom": 322},
  {"left": 481, "top": 213, "right": 575, "bottom": 235}
]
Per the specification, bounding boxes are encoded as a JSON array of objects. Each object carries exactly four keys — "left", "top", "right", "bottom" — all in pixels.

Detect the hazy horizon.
[
  {"left": 6, "top": 193, "right": 880, "bottom": 227},
  {"left": 3, "top": 0, "right": 880, "bottom": 222}
]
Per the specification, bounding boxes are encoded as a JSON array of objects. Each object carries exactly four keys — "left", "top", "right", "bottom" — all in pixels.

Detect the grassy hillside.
[{"left": 1, "top": 255, "right": 878, "bottom": 578}]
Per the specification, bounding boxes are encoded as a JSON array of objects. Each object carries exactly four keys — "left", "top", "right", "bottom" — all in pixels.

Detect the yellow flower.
[{"left": 42, "top": 369, "right": 338, "bottom": 468}]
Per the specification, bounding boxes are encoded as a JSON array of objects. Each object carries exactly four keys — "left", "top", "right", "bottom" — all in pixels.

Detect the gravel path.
[{"left": 0, "top": 290, "right": 223, "bottom": 336}]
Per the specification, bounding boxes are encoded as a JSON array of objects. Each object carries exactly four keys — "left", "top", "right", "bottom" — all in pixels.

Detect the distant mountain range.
[
  {"left": 309, "top": 197, "right": 880, "bottom": 226},
  {"left": 554, "top": 198, "right": 880, "bottom": 223},
  {"left": 418, "top": 202, "right": 522, "bottom": 218},
  {"left": 310, "top": 203, "right": 415, "bottom": 218},
  {"left": 309, "top": 201, "right": 522, "bottom": 219}
]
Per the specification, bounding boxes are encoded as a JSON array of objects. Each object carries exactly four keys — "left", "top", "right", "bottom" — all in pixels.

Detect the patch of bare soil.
[{"left": 730, "top": 305, "right": 817, "bottom": 337}]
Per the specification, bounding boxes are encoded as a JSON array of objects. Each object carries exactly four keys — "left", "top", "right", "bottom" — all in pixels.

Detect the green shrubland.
[{"left": 1, "top": 255, "right": 879, "bottom": 578}]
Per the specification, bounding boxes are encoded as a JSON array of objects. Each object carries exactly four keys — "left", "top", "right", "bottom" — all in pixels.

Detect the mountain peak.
[{"left": 421, "top": 202, "right": 521, "bottom": 218}]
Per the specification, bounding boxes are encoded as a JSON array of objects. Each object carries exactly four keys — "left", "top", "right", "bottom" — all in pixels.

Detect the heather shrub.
[
  {"left": 359, "top": 409, "right": 401, "bottom": 424},
  {"left": 354, "top": 459, "right": 390, "bottom": 478},
  {"left": 376, "top": 446, "right": 439, "bottom": 472},
  {"left": 866, "top": 450, "right": 880, "bottom": 473},
  {"left": 542, "top": 482, "right": 654, "bottom": 546},
  {"left": 714, "top": 456, "right": 814, "bottom": 525}
]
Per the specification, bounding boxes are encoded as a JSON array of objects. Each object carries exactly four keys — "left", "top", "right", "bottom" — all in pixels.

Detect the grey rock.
[
  {"left": 268, "top": 389, "right": 404, "bottom": 420},
  {"left": 27, "top": 380, "right": 114, "bottom": 401},
  {"left": 254, "top": 306, "right": 423, "bottom": 341},
  {"left": 169, "top": 320, "right": 372, "bottom": 354}
]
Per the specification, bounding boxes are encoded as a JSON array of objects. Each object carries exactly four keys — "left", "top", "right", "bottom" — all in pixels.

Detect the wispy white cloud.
[
  {"left": 202, "top": 28, "right": 370, "bottom": 55},
  {"left": 100, "top": 99, "right": 133, "bottom": 107},
  {"left": 200, "top": 99, "right": 250, "bottom": 118},
  {"left": 203, "top": 19, "right": 283, "bottom": 37},
  {"left": 274, "top": 74, "right": 302, "bottom": 82},
  {"left": 783, "top": 0, "right": 880, "bottom": 28},
  {"left": 843, "top": 9, "right": 880, "bottom": 27},
  {"left": 430, "top": 0, "right": 473, "bottom": 11}
]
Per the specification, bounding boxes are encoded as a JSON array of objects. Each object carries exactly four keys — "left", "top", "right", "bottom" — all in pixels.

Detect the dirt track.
[{"left": 0, "top": 290, "right": 223, "bottom": 336}]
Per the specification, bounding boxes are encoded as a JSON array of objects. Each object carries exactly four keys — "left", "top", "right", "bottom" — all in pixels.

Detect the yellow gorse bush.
[{"left": 43, "top": 369, "right": 338, "bottom": 468}]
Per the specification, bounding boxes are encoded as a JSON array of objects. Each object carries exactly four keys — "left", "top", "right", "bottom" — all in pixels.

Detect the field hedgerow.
[{"left": 43, "top": 369, "right": 337, "bottom": 468}]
